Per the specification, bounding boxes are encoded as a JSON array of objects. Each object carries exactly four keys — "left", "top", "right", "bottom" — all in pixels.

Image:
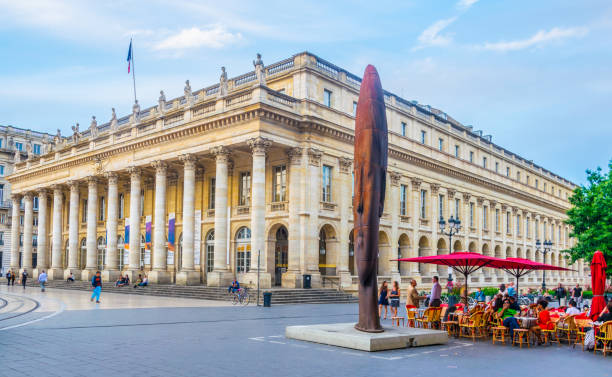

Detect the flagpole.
[{"left": 131, "top": 38, "right": 137, "bottom": 104}]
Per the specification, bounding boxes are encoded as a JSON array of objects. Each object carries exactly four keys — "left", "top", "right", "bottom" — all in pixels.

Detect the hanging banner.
[
  {"left": 145, "top": 215, "right": 152, "bottom": 249},
  {"left": 194, "top": 210, "right": 202, "bottom": 266},
  {"left": 167, "top": 212, "right": 176, "bottom": 265},
  {"left": 124, "top": 218, "right": 130, "bottom": 250}
]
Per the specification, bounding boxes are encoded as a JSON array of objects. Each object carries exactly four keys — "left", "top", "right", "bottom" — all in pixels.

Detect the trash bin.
[
  {"left": 263, "top": 292, "right": 272, "bottom": 307},
  {"left": 303, "top": 274, "right": 312, "bottom": 289}
]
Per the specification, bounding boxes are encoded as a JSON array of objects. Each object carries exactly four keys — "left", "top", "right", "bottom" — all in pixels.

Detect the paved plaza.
[{"left": 0, "top": 286, "right": 609, "bottom": 377}]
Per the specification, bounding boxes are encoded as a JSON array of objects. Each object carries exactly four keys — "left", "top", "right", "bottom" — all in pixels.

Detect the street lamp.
[
  {"left": 535, "top": 239, "right": 552, "bottom": 291},
  {"left": 439, "top": 215, "right": 461, "bottom": 280}
]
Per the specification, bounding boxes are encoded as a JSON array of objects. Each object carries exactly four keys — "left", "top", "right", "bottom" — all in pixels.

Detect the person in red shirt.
[{"left": 530, "top": 300, "right": 554, "bottom": 344}]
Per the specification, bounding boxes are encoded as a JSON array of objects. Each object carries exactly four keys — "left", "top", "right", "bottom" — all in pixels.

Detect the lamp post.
[
  {"left": 439, "top": 215, "right": 461, "bottom": 280},
  {"left": 535, "top": 239, "right": 552, "bottom": 291}
]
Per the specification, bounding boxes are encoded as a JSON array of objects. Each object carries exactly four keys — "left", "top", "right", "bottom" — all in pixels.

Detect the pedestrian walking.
[
  {"left": 38, "top": 270, "right": 48, "bottom": 292},
  {"left": 572, "top": 284, "right": 583, "bottom": 309},
  {"left": 6, "top": 269, "right": 12, "bottom": 285},
  {"left": 21, "top": 269, "right": 28, "bottom": 289},
  {"left": 555, "top": 283, "right": 566, "bottom": 306},
  {"left": 10, "top": 270, "right": 15, "bottom": 285},
  {"left": 91, "top": 271, "right": 102, "bottom": 303}
]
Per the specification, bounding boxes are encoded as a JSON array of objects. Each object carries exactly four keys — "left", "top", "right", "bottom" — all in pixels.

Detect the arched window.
[
  {"left": 235, "top": 227, "right": 251, "bottom": 273},
  {"left": 118, "top": 235, "right": 125, "bottom": 271},
  {"left": 119, "top": 194, "right": 125, "bottom": 219},
  {"left": 97, "top": 236, "right": 106, "bottom": 270},
  {"left": 79, "top": 238, "right": 87, "bottom": 269},
  {"left": 206, "top": 230, "right": 214, "bottom": 273},
  {"left": 140, "top": 235, "right": 146, "bottom": 269}
]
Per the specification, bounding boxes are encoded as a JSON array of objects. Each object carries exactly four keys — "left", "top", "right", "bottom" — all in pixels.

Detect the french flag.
[{"left": 127, "top": 39, "right": 133, "bottom": 73}]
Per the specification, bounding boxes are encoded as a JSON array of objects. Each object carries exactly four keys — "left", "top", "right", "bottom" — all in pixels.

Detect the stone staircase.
[{"left": 26, "top": 280, "right": 358, "bottom": 305}]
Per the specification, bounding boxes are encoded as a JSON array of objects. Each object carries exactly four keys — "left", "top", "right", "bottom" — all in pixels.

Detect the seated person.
[
  {"left": 135, "top": 275, "right": 148, "bottom": 288},
  {"left": 475, "top": 288, "right": 486, "bottom": 303},
  {"left": 508, "top": 296, "right": 521, "bottom": 311},
  {"left": 496, "top": 299, "right": 519, "bottom": 339},
  {"left": 133, "top": 274, "right": 143, "bottom": 288},
  {"left": 596, "top": 301, "right": 612, "bottom": 323},
  {"left": 565, "top": 299, "right": 581, "bottom": 316},
  {"left": 228, "top": 279, "right": 240, "bottom": 294},
  {"left": 124, "top": 274, "right": 130, "bottom": 285},
  {"left": 530, "top": 300, "right": 554, "bottom": 344},
  {"left": 66, "top": 272, "right": 75, "bottom": 282},
  {"left": 115, "top": 276, "right": 126, "bottom": 287}
]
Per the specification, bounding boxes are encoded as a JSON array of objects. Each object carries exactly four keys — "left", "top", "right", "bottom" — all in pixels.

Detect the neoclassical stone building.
[{"left": 7, "top": 52, "right": 586, "bottom": 289}]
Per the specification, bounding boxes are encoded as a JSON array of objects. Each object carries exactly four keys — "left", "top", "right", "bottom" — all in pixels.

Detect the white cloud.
[
  {"left": 153, "top": 26, "right": 243, "bottom": 51},
  {"left": 457, "top": 0, "right": 479, "bottom": 10},
  {"left": 480, "top": 27, "right": 589, "bottom": 51},
  {"left": 413, "top": 17, "right": 457, "bottom": 50}
]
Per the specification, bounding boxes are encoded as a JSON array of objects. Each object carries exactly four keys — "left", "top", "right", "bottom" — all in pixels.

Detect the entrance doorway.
[{"left": 274, "top": 227, "right": 288, "bottom": 286}]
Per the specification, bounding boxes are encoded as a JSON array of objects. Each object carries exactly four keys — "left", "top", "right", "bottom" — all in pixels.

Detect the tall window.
[
  {"left": 469, "top": 202, "right": 474, "bottom": 227},
  {"left": 469, "top": 151, "right": 474, "bottom": 163},
  {"left": 526, "top": 217, "right": 530, "bottom": 237},
  {"left": 455, "top": 198, "right": 460, "bottom": 217},
  {"left": 535, "top": 179, "right": 539, "bottom": 189},
  {"left": 323, "top": 89, "right": 332, "bottom": 107},
  {"left": 454, "top": 145, "right": 459, "bottom": 158},
  {"left": 209, "top": 178, "right": 216, "bottom": 209},
  {"left": 483, "top": 205, "right": 488, "bottom": 229},
  {"left": 33, "top": 144, "right": 41, "bottom": 154},
  {"left": 516, "top": 171, "right": 521, "bottom": 181},
  {"left": 0, "top": 184, "right": 4, "bottom": 203},
  {"left": 206, "top": 230, "right": 215, "bottom": 272},
  {"left": 0, "top": 165, "right": 4, "bottom": 176},
  {"left": 544, "top": 182, "right": 547, "bottom": 192},
  {"left": 401, "top": 122, "right": 407, "bottom": 137},
  {"left": 420, "top": 130, "right": 426, "bottom": 144},
  {"left": 15, "top": 142, "right": 23, "bottom": 151},
  {"left": 235, "top": 227, "right": 251, "bottom": 273},
  {"left": 558, "top": 226, "right": 561, "bottom": 242},
  {"left": 140, "top": 189, "right": 144, "bottom": 216},
  {"left": 353, "top": 101, "right": 357, "bottom": 115},
  {"left": 495, "top": 209, "right": 500, "bottom": 232},
  {"left": 535, "top": 219, "right": 539, "bottom": 238},
  {"left": 119, "top": 194, "right": 124, "bottom": 219},
  {"left": 99, "top": 197, "right": 105, "bottom": 221},
  {"left": 239, "top": 172, "right": 251, "bottom": 206},
  {"left": 33, "top": 196, "right": 39, "bottom": 210},
  {"left": 420, "top": 190, "right": 426, "bottom": 218},
  {"left": 438, "top": 194, "right": 444, "bottom": 219},
  {"left": 517, "top": 215, "right": 521, "bottom": 236},
  {"left": 495, "top": 162, "right": 499, "bottom": 173},
  {"left": 506, "top": 212, "right": 511, "bottom": 233},
  {"left": 322, "top": 165, "right": 332, "bottom": 202},
  {"left": 438, "top": 138, "right": 443, "bottom": 151},
  {"left": 526, "top": 175, "right": 530, "bottom": 185},
  {"left": 400, "top": 184, "right": 407, "bottom": 216},
  {"left": 506, "top": 167, "right": 510, "bottom": 177},
  {"left": 272, "top": 165, "right": 287, "bottom": 202},
  {"left": 81, "top": 199, "right": 87, "bottom": 222}
]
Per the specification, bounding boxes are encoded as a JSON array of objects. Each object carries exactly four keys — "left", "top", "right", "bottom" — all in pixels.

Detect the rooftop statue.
[
  {"left": 158, "top": 90, "right": 166, "bottom": 113},
  {"left": 89, "top": 116, "right": 98, "bottom": 138},
  {"left": 109, "top": 108, "right": 118, "bottom": 132},
  {"left": 219, "top": 67, "right": 228, "bottom": 97},
  {"left": 353, "top": 65, "right": 388, "bottom": 333},
  {"left": 253, "top": 53, "right": 266, "bottom": 85}
]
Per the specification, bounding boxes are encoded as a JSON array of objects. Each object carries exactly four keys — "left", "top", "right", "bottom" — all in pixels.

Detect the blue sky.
[{"left": 0, "top": 0, "right": 610, "bottom": 184}]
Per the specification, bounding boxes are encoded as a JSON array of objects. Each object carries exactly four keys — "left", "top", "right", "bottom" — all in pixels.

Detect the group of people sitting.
[{"left": 115, "top": 274, "right": 148, "bottom": 288}]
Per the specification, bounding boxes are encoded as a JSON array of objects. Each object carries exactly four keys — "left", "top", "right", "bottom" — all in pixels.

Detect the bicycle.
[{"left": 231, "top": 287, "right": 250, "bottom": 306}]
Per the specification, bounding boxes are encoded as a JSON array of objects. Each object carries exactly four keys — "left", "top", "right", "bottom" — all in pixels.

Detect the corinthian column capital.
[
  {"left": 179, "top": 154, "right": 197, "bottom": 169},
  {"left": 247, "top": 137, "right": 272, "bottom": 155}
]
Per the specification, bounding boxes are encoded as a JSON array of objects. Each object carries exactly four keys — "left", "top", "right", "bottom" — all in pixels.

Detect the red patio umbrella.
[
  {"left": 489, "top": 258, "right": 573, "bottom": 301},
  {"left": 394, "top": 252, "right": 504, "bottom": 312},
  {"left": 590, "top": 250, "right": 607, "bottom": 320}
]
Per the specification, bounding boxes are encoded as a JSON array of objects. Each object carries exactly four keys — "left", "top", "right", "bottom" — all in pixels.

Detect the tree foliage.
[{"left": 564, "top": 160, "right": 612, "bottom": 273}]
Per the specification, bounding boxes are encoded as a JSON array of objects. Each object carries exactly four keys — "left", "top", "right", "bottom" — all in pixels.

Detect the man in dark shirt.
[
  {"left": 572, "top": 284, "right": 583, "bottom": 309},
  {"left": 555, "top": 283, "right": 566, "bottom": 305},
  {"left": 508, "top": 296, "right": 521, "bottom": 311}
]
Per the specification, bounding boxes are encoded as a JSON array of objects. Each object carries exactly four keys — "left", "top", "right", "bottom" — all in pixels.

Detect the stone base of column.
[
  {"left": 48, "top": 268, "right": 65, "bottom": 280},
  {"left": 81, "top": 269, "right": 98, "bottom": 282},
  {"left": 242, "top": 271, "right": 271, "bottom": 289},
  {"left": 207, "top": 270, "right": 235, "bottom": 287},
  {"left": 176, "top": 270, "right": 201, "bottom": 286},
  {"left": 33, "top": 268, "right": 48, "bottom": 278},
  {"left": 101, "top": 269, "right": 122, "bottom": 283},
  {"left": 148, "top": 270, "right": 172, "bottom": 284},
  {"left": 65, "top": 269, "right": 82, "bottom": 280},
  {"left": 281, "top": 270, "right": 302, "bottom": 288},
  {"left": 338, "top": 270, "right": 353, "bottom": 289},
  {"left": 308, "top": 271, "right": 322, "bottom": 288}
]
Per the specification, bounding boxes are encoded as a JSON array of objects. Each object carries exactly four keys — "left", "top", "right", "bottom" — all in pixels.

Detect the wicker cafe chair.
[
  {"left": 556, "top": 316, "right": 578, "bottom": 344},
  {"left": 594, "top": 321, "right": 612, "bottom": 356},
  {"left": 406, "top": 308, "right": 417, "bottom": 328},
  {"left": 491, "top": 316, "right": 509, "bottom": 345},
  {"left": 459, "top": 312, "right": 484, "bottom": 341},
  {"left": 416, "top": 307, "right": 441, "bottom": 329}
]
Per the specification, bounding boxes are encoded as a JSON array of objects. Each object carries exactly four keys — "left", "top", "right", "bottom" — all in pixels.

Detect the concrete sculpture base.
[{"left": 285, "top": 323, "right": 448, "bottom": 352}]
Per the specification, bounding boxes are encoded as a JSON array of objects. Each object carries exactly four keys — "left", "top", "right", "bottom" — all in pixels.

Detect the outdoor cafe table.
[{"left": 516, "top": 317, "right": 537, "bottom": 329}]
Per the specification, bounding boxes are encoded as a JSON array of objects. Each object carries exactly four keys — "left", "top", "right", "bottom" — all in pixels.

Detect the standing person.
[
  {"left": 38, "top": 270, "right": 48, "bottom": 292},
  {"left": 389, "top": 281, "right": 400, "bottom": 317},
  {"left": 475, "top": 287, "right": 486, "bottom": 303},
  {"left": 406, "top": 280, "right": 426, "bottom": 308},
  {"left": 378, "top": 281, "right": 389, "bottom": 319},
  {"left": 498, "top": 283, "right": 506, "bottom": 295},
  {"left": 10, "top": 270, "right": 15, "bottom": 285},
  {"left": 6, "top": 269, "right": 12, "bottom": 285},
  {"left": 555, "top": 283, "right": 566, "bottom": 306},
  {"left": 429, "top": 276, "right": 442, "bottom": 307},
  {"left": 507, "top": 282, "right": 516, "bottom": 297},
  {"left": 572, "top": 284, "right": 583, "bottom": 309},
  {"left": 21, "top": 269, "right": 28, "bottom": 289},
  {"left": 90, "top": 271, "right": 102, "bottom": 303}
]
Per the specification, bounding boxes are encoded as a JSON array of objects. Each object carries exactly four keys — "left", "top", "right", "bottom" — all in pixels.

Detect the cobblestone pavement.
[{"left": 0, "top": 287, "right": 609, "bottom": 377}]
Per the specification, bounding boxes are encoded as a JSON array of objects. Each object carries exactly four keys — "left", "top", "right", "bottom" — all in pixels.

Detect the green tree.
[{"left": 564, "top": 160, "right": 612, "bottom": 273}]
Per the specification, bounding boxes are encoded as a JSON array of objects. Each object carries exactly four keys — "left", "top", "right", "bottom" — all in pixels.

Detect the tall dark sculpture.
[{"left": 354, "top": 65, "right": 388, "bottom": 333}]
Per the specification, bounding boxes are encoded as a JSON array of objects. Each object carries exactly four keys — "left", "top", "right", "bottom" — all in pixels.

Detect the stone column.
[
  {"left": 128, "top": 167, "right": 142, "bottom": 277},
  {"left": 177, "top": 154, "right": 200, "bottom": 285},
  {"left": 240, "top": 137, "right": 271, "bottom": 288},
  {"left": 66, "top": 181, "right": 81, "bottom": 279},
  {"left": 476, "top": 197, "right": 486, "bottom": 280},
  {"left": 82, "top": 177, "right": 98, "bottom": 280},
  {"left": 21, "top": 192, "right": 34, "bottom": 273},
  {"left": 338, "top": 157, "right": 355, "bottom": 288},
  {"left": 34, "top": 189, "right": 49, "bottom": 276},
  {"left": 462, "top": 193, "right": 471, "bottom": 252},
  {"left": 306, "top": 148, "right": 322, "bottom": 287},
  {"left": 283, "top": 147, "right": 302, "bottom": 288},
  {"left": 102, "top": 172, "right": 120, "bottom": 281},
  {"left": 148, "top": 162, "right": 169, "bottom": 283},
  {"left": 9, "top": 194, "right": 21, "bottom": 270},
  {"left": 430, "top": 184, "right": 441, "bottom": 277},
  {"left": 49, "top": 186, "right": 64, "bottom": 280},
  {"left": 208, "top": 146, "right": 233, "bottom": 286},
  {"left": 410, "top": 178, "right": 422, "bottom": 277}
]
